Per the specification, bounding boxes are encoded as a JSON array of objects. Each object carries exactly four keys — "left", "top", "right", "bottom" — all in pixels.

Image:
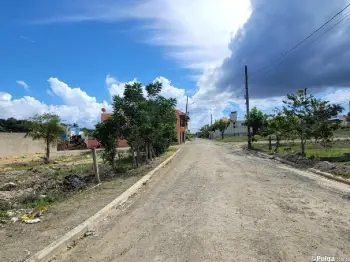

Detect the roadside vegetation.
[
  {"left": 94, "top": 80, "right": 178, "bottom": 170},
  {"left": 0, "top": 80, "right": 180, "bottom": 233}
]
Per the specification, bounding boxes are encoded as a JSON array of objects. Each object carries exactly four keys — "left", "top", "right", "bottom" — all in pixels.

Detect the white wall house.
[{"left": 210, "top": 112, "right": 248, "bottom": 139}]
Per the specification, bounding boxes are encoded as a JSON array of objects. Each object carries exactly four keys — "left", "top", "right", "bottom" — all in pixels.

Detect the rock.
[
  {"left": 0, "top": 220, "right": 7, "bottom": 224},
  {"left": 0, "top": 182, "right": 17, "bottom": 191},
  {"left": 24, "top": 218, "right": 41, "bottom": 224},
  {"left": 39, "top": 194, "right": 47, "bottom": 199},
  {"left": 63, "top": 175, "right": 87, "bottom": 191},
  {"left": 11, "top": 217, "right": 19, "bottom": 223},
  {"left": 6, "top": 211, "right": 15, "bottom": 217}
]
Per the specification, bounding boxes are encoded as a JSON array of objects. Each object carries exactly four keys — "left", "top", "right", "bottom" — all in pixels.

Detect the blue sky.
[
  {"left": 0, "top": 1, "right": 193, "bottom": 103},
  {"left": 1, "top": 0, "right": 350, "bottom": 131}
]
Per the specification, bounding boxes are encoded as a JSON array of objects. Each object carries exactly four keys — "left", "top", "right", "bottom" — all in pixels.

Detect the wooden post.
[
  {"left": 91, "top": 148, "right": 100, "bottom": 184},
  {"left": 245, "top": 65, "right": 252, "bottom": 149},
  {"left": 269, "top": 136, "right": 272, "bottom": 150}
]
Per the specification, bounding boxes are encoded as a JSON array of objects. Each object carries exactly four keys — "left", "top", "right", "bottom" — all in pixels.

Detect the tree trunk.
[
  {"left": 45, "top": 141, "right": 50, "bottom": 164},
  {"left": 301, "top": 138, "right": 306, "bottom": 156},
  {"left": 148, "top": 144, "right": 153, "bottom": 161},
  {"left": 145, "top": 144, "right": 149, "bottom": 164},
  {"left": 137, "top": 147, "right": 141, "bottom": 167},
  {"left": 268, "top": 136, "right": 272, "bottom": 150},
  {"left": 221, "top": 131, "right": 224, "bottom": 139},
  {"left": 131, "top": 147, "right": 137, "bottom": 168},
  {"left": 275, "top": 136, "right": 280, "bottom": 153}
]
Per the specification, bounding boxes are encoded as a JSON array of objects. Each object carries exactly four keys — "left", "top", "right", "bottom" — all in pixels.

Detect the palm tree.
[{"left": 26, "top": 113, "right": 65, "bottom": 163}]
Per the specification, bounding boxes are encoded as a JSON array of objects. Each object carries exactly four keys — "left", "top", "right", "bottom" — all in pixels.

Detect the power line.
[
  {"left": 233, "top": 85, "right": 246, "bottom": 101},
  {"left": 253, "top": 10, "right": 350, "bottom": 81},
  {"left": 250, "top": 3, "right": 350, "bottom": 78}
]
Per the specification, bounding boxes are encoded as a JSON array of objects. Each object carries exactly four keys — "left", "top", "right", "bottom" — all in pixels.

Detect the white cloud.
[
  {"left": 31, "top": 1, "right": 253, "bottom": 130},
  {"left": 48, "top": 0, "right": 251, "bottom": 71},
  {"left": 322, "top": 89, "right": 350, "bottom": 106},
  {"left": 0, "top": 78, "right": 111, "bottom": 128},
  {"left": 46, "top": 89, "right": 54, "bottom": 96},
  {"left": 0, "top": 92, "right": 12, "bottom": 102},
  {"left": 106, "top": 75, "right": 139, "bottom": 98},
  {"left": 16, "top": 80, "right": 30, "bottom": 91}
]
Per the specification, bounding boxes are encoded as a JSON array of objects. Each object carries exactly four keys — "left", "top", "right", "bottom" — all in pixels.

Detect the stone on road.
[{"left": 58, "top": 139, "right": 350, "bottom": 262}]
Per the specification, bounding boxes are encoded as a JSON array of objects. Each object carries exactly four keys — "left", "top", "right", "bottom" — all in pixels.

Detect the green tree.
[
  {"left": 281, "top": 89, "right": 343, "bottom": 155},
  {"left": 81, "top": 127, "right": 95, "bottom": 136},
  {"left": 95, "top": 81, "right": 177, "bottom": 170},
  {"left": 266, "top": 112, "right": 292, "bottom": 151},
  {"left": 212, "top": 119, "right": 230, "bottom": 139},
  {"left": 25, "top": 114, "right": 65, "bottom": 163},
  {"left": 199, "top": 124, "right": 211, "bottom": 138},
  {"left": 244, "top": 107, "right": 268, "bottom": 143}
]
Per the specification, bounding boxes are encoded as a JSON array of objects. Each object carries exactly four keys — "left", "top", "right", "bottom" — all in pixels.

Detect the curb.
[
  {"left": 26, "top": 148, "right": 181, "bottom": 262},
  {"left": 252, "top": 150, "right": 350, "bottom": 186}
]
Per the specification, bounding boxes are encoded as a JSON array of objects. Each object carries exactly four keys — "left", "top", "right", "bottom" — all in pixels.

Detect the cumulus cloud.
[
  {"left": 16, "top": 80, "right": 30, "bottom": 90},
  {"left": 34, "top": 0, "right": 251, "bottom": 71},
  {"left": 106, "top": 75, "right": 138, "bottom": 98},
  {"left": 29, "top": 0, "right": 350, "bottom": 130},
  {"left": 215, "top": 0, "right": 350, "bottom": 98},
  {"left": 0, "top": 92, "right": 12, "bottom": 102},
  {"left": 0, "top": 78, "right": 111, "bottom": 128}
]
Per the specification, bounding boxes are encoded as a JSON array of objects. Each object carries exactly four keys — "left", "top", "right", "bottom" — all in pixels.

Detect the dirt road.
[{"left": 58, "top": 139, "right": 350, "bottom": 262}]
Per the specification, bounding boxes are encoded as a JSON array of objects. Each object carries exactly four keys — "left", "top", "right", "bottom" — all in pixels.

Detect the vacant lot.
[{"left": 0, "top": 147, "right": 177, "bottom": 262}]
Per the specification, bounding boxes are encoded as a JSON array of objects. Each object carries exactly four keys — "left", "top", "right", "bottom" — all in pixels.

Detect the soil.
[
  {"left": 56, "top": 139, "right": 350, "bottom": 262},
  {"left": 0, "top": 148, "right": 171, "bottom": 262}
]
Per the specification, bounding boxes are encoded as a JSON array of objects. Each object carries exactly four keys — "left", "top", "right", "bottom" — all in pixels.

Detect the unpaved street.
[{"left": 58, "top": 139, "right": 350, "bottom": 262}]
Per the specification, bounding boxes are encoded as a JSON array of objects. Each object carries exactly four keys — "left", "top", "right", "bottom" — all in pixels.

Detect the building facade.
[
  {"left": 176, "top": 110, "right": 187, "bottom": 144},
  {"left": 210, "top": 112, "right": 248, "bottom": 139},
  {"left": 101, "top": 110, "right": 186, "bottom": 145},
  {"left": 100, "top": 112, "right": 129, "bottom": 147}
]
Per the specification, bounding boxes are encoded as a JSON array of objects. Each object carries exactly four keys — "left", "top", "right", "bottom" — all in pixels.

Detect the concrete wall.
[
  {"left": 211, "top": 112, "right": 248, "bottom": 139},
  {"left": 0, "top": 133, "right": 57, "bottom": 157}
]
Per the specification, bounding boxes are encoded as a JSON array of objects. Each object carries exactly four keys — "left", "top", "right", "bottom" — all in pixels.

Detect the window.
[{"left": 180, "top": 115, "right": 186, "bottom": 127}]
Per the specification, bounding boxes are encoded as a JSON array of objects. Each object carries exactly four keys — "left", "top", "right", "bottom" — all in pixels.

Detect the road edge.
[
  {"left": 25, "top": 148, "right": 181, "bottom": 262},
  {"left": 252, "top": 150, "right": 350, "bottom": 186}
]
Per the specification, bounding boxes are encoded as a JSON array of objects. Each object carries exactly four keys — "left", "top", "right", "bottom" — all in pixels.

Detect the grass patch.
[
  {"left": 216, "top": 136, "right": 248, "bottom": 142},
  {"left": 253, "top": 141, "right": 350, "bottom": 159},
  {"left": 158, "top": 146, "right": 177, "bottom": 161},
  {"left": 305, "top": 148, "right": 350, "bottom": 158},
  {"left": 70, "top": 163, "right": 92, "bottom": 175},
  {"left": 216, "top": 135, "right": 272, "bottom": 143},
  {"left": 0, "top": 211, "right": 9, "bottom": 218},
  {"left": 31, "top": 197, "right": 55, "bottom": 212},
  {"left": 114, "top": 157, "right": 133, "bottom": 173}
]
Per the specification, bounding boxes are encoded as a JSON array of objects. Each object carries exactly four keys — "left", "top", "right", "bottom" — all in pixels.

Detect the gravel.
[{"left": 56, "top": 139, "right": 350, "bottom": 262}]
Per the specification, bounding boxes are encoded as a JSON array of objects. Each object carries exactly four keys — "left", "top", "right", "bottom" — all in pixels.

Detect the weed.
[
  {"left": 114, "top": 157, "right": 133, "bottom": 173},
  {"left": 32, "top": 195, "right": 56, "bottom": 209},
  {"left": 0, "top": 201, "right": 12, "bottom": 211},
  {"left": 70, "top": 163, "right": 91, "bottom": 175},
  {"left": 0, "top": 211, "right": 9, "bottom": 218}
]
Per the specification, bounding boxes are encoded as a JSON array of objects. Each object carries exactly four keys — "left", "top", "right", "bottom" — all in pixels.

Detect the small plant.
[{"left": 0, "top": 211, "right": 9, "bottom": 218}]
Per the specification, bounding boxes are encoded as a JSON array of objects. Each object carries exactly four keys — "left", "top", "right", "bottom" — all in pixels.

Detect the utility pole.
[
  {"left": 184, "top": 96, "right": 188, "bottom": 143},
  {"left": 211, "top": 113, "right": 213, "bottom": 126},
  {"left": 245, "top": 65, "right": 252, "bottom": 149}
]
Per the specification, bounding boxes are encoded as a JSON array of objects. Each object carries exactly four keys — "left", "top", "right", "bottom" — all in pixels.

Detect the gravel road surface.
[{"left": 58, "top": 139, "right": 350, "bottom": 262}]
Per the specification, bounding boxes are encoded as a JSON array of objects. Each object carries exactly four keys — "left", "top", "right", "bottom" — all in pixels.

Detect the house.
[
  {"left": 100, "top": 112, "right": 129, "bottom": 147},
  {"left": 101, "top": 110, "right": 186, "bottom": 145},
  {"left": 210, "top": 112, "right": 248, "bottom": 139},
  {"left": 176, "top": 110, "right": 187, "bottom": 144}
]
